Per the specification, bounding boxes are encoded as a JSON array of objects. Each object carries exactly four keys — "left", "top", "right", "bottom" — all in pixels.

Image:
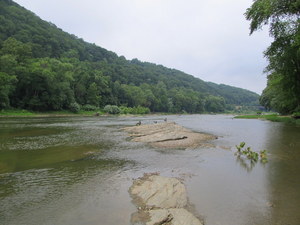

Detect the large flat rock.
[
  {"left": 168, "top": 208, "right": 203, "bottom": 225},
  {"left": 129, "top": 174, "right": 203, "bottom": 225},
  {"left": 132, "top": 208, "right": 203, "bottom": 225},
  {"left": 123, "top": 122, "right": 216, "bottom": 149},
  {"left": 130, "top": 174, "right": 187, "bottom": 209}
]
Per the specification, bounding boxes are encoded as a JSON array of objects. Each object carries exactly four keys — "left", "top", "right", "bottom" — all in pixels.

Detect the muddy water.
[{"left": 0, "top": 115, "right": 299, "bottom": 225}]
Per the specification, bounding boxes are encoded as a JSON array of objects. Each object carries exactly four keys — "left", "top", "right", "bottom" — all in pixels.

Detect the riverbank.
[
  {"left": 0, "top": 109, "right": 101, "bottom": 117},
  {"left": 0, "top": 109, "right": 155, "bottom": 117},
  {"left": 234, "top": 114, "right": 300, "bottom": 125},
  {"left": 0, "top": 109, "right": 167, "bottom": 117}
]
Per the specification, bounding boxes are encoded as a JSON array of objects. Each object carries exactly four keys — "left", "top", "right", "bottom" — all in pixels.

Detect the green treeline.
[
  {"left": 246, "top": 0, "right": 300, "bottom": 114},
  {"left": 0, "top": 0, "right": 259, "bottom": 113}
]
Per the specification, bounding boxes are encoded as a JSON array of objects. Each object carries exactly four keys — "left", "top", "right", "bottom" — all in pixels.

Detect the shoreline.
[
  {"left": 234, "top": 114, "right": 300, "bottom": 124},
  {"left": 0, "top": 111, "right": 216, "bottom": 118},
  {"left": 0, "top": 109, "right": 173, "bottom": 118},
  {"left": 3, "top": 111, "right": 298, "bottom": 126}
]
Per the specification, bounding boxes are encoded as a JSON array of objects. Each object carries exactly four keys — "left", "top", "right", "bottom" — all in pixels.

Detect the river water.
[{"left": 0, "top": 115, "right": 299, "bottom": 225}]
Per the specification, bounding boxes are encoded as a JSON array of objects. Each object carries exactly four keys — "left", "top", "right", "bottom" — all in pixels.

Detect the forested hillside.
[{"left": 0, "top": 0, "right": 259, "bottom": 113}]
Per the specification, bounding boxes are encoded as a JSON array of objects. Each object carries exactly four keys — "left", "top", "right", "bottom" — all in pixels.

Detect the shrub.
[
  {"left": 82, "top": 104, "right": 98, "bottom": 111},
  {"left": 104, "top": 105, "right": 121, "bottom": 114},
  {"left": 120, "top": 106, "right": 132, "bottom": 114},
  {"left": 120, "top": 106, "right": 150, "bottom": 114},
  {"left": 69, "top": 102, "right": 81, "bottom": 113},
  {"left": 132, "top": 106, "right": 150, "bottom": 114},
  {"left": 292, "top": 112, "right": 300, "bottom": 117}
]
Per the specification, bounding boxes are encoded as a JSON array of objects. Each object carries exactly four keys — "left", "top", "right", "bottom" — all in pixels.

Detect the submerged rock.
[
  {"left": 123, "top": 122, "right": 216, "bottom": 149},
  {"left": 129, "top": 174, "right": 203, "bottom": 225}
]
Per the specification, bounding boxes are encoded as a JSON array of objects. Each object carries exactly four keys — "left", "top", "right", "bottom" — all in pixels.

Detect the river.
[{"left": 0, "top": 115, "right": 299, "bottom": 225}]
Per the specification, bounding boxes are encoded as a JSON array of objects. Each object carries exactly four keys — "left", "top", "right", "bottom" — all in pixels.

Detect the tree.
[
  {"left": 205, "top": 95, "right": 226, "bottom": 113},
  {"left": 245, "top": 0, "right": 300, "bottom": 113},
  {"left": 260, "top": 72, "right": 297, "bottom": 113},
  {"left": 0, "top": 72, "right": 17, "bottom": 109},
  {"left": 17, "top": 58, "right": 74, "bottom": 110},
  {"left": 153, "top": 81, "right": 169, "bottom": 112},
  {"left": 86, "top": 82, "right": 100, "bottom": 106},
  {"left": 0, "top": 37, "right": 32, "bottom": 62},
  {"left": 121, "top": 84, "right": 146, "bottom": 107}
]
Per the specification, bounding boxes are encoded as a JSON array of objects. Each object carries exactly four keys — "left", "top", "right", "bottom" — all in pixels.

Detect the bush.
[
  {"left": 103, "top": 105, "right": 121, "bottom": 114},
  {"left": 82, "top": 104, "right": 98, "bottom": 111},
  {"left": 120, "top": 106, "right": 150, "bottom": 114},
  {"left": 292, "top": 112, "right": 300, "bottom": 117},
  {"left": 69, "top": 102, "right": 81, "bottom": 113},
  {"left": 119, "top": 106, "right": 132, "bottom": 114},
  {"left": 132, "top": 106, "right": 150, "bottom": 114}
]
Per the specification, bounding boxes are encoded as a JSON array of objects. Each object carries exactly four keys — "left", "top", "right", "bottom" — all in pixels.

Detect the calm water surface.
[{"left": 0, "top": 115, "right": 299, "bottom": 225}]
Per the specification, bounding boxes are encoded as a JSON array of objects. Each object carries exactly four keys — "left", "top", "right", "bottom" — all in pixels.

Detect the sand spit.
[
  {"left": 123, "top": 122, "right": 216, "bottom": 149},
  {"left": 129, "top": 174, "right": 203, "bottom": 225}
]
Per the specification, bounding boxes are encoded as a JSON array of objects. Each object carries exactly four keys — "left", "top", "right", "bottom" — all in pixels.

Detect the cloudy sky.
[{"left": 14, "top": 0, "right": 272, "bottom": 94}]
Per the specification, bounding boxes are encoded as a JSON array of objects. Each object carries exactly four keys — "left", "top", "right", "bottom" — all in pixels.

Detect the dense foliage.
[
  {"left": 245, "top": 0, "right": 300, "bottom": 114},
  {"left": 0, "top": 0, "right": 260, "bottom": 113}
]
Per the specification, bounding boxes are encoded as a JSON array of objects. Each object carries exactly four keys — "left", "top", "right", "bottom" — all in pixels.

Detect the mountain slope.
[{"left": 0, "top": 0, "right": 259, "bottom": 112}]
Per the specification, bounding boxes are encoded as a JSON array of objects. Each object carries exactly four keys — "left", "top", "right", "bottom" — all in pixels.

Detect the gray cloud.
[{"left": 15, "top": 0, "right": 272, "bottom": 94}]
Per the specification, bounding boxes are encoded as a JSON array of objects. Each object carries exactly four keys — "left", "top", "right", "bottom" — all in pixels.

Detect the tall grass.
[
  {"left": 0, "top": 109, "right": 35, "bottom": 116},
  {"left": 0, "top": 109, "right": 103, "bottom": 117}
]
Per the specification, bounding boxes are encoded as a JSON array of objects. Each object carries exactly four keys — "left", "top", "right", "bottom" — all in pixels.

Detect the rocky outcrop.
[
  {"left": 129, "top": 174, "right": 203, "bottom": 225},
  {"left": 123, "top": 122, "right": 216, "bottom": 149}
]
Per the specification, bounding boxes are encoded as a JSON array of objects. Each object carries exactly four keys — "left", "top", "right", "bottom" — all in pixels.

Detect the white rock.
[
  {"left": 169, "top": 208, "right": 203, "bottom": 225},
  {"left": 129, "top": 175, "right": 203, "bottom": 225},
  {"left": 146, "top": 209, "right": 172, "bottom": 225},
  {"left": 144, "top": 208, "right": 203, "bottom": 225},
  {"left": 130, "top": 175, "right": 187, "bottom": 209}
]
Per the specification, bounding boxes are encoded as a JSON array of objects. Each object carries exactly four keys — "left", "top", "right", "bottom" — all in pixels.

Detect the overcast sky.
[{"left": 14, "top": 0, "right": 272, "bottom": 94}]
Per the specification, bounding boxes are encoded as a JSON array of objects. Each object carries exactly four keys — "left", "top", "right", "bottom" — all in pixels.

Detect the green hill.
[{"left": 0, "top": 0, "right": 260, "bottom": 113}]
